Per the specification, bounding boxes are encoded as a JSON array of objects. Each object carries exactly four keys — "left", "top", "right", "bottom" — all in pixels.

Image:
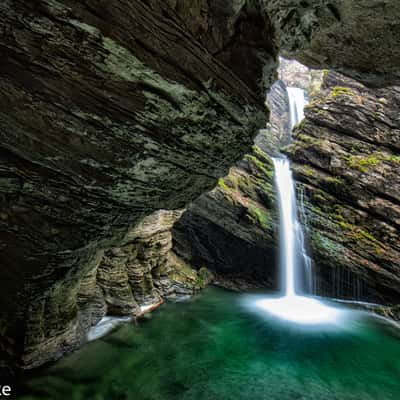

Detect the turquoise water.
[{"left": 19, "top": 287, "right": 400, "bottom": 400}]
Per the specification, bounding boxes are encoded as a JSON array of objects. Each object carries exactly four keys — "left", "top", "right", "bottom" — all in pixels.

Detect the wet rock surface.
[
  {"left": 0, "top": 0, "right": 274, "bottom": 374},
  {"left": 173, "top": 136, "right": 278, "bottom": 289},
  {"left": 286, "top": 71, "right": 400, "bottom": 304},
  {"left": 263, "top": 79, "right": 290, "bottom": 151},
  {"left": 264, "top": 0, "right": 400, "bottom": 86},
  {"left": 19, "top": 210, "right": 211, "bottom": 370}
]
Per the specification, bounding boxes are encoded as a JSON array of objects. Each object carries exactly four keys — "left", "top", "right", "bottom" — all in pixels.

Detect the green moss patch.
[
  {"left": 324, "top": 176, "right": 344, "bottom": 185},
  {"left": 332, "top": 212, "right": 384, "bottom": 254},
  {"left": 345, "top": 154, "right": 382, "bottom": 172},
  {"left": 331, "top": 86, "right": 355, "bottom": 98},
  {"left": 248, "top": 205, "right": 270, "bottom": 230}
]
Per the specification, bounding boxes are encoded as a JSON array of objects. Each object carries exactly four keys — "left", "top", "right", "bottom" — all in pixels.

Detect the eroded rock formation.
[
  {"left": 0, "top": 0, "right": 274, "bottom": 374},
  {"left": 264, "top": 0, "right": 400, "bottom": 86},
  {"left": 22, "top": 210, "right": 211, "bottom": 369},
  {"left": 174, "top": 136, "right": 278, "bottom": 290}
]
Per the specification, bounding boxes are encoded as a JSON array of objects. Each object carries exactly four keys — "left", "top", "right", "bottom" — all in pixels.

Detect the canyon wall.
[
  {"left": 287, "top": 71, "right": 400, "bottom": 303},
  {"left": 264, "top": 0, "right": 400, "bottom": 86},
  {"left": 23, "top": 210, "right": 212, "bottom": 369},
  {"left": 173, "top": 59, "right": 314, "bottom": 291},
  {"left": 174, "top": 135, "right": 278, "bottom": 290},
  {"left": 174, "top": 64, "right": 400, "bottom": 306},
  {"left": 0, "top": 0, "right": 274, "bottom": 374},
  {"left": 2, "top": 0, "right": 400, "bottom": 375}
]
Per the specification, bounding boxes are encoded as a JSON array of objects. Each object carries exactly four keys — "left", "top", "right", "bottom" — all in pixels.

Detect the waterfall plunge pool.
[{"left": 18, "top": 287, "right": 400, "bottom": 400}]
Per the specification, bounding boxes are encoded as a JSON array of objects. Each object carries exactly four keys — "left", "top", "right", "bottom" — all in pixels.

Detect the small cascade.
[
  {"left": 272, "top": 158, "right": 296, "bottom": 296},
  {"left": 313, "top": 265, "right": 366, "bottom": 301},
  {"left": 287, "top": 87, "right": 307, "bottom": 130},
  {"left": 297, "top": 184, "right": 314, "bottom": 293}
]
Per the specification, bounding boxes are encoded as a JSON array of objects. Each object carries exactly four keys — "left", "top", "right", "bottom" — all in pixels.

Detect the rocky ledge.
[
  {"left": 264, "top": 0, "right": 400, "bottom": 86},
  {"left": 22, "top": 209, "right": 213, "bottom": 370}
]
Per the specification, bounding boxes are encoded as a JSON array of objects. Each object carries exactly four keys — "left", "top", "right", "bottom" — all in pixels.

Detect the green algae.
[
  {"left": 344, "top": 152, "right": 400, "bottom": 173},
  {"left": 324, "top": 176, "right": 344, "bottom": 186}
]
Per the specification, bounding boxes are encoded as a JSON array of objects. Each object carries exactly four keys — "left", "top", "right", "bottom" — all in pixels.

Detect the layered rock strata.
[
  {"left": 174, "top": 137, "right": 278, "bottom": 289},
  {"left": 264, "top": 0, "right": 400, "bottom": 86},
  {"left": 21, "top": 210, "right": 211, "bottom": 370},
  {"left": 0, "top": 0, "right": 274, "bottom": 374},
  {"left": 286, "top": 71, "right": 400, "bottom": 304},
  {"left": 2, "top": 0, "right": 400, "bottom": 375}
]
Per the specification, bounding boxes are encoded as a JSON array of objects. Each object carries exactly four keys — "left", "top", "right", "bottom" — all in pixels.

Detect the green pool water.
[{"left": 19, "top": 287, "right": 400, "bottom": 400}]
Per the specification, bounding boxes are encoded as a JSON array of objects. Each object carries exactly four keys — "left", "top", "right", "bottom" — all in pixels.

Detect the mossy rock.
[
  {"left": 247, "top": 204, "right": 270, "bottom": 230},
  {"left": 331, "top": 86, "right": 355, "bottom": 98},
  {"left": 344, "top": 153, "right": 383, "bottom": 172},
  {"left": 197, "top": 267, "right": 214, "bottom": 288}
]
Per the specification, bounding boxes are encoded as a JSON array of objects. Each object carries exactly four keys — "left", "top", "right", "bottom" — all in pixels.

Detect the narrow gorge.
[{"left": 0, "top": 1, "right": 400, "bottom": 399}]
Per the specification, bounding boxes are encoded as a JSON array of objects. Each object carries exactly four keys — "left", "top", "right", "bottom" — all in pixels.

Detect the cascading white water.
[
  {"left": 287, "top": 87, "right": 314, "bottom": 294},
  {"left": 254, "top": 86, "right": 340, "bottom": 324},
  {"left": 273, "top": 157, "right": 297, "bottom": 296},
  {"left": 287, "top": 87, "right": 307, "bottom": 130},
  {"left": 273, "top": 86, "right": 312, "bottom": 296}
]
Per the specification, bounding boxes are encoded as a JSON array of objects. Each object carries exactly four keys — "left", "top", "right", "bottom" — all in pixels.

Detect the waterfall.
[
  {"left": 273, "top": 157, "right": 314, "bottom": 296},
  {"left": 287, "top": 87, "right": 307, "bottom": 130},
  {"left": 273, "top": 158, "right": 297, "bottom": 296},
  {"left": 254, "top": 85, "right": 340, "bottom": 324},
  {"left": 273, "top": 86, "right": 312, "bottom": 296}
]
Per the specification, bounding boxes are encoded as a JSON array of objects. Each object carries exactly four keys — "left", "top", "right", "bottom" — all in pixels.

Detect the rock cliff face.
[
  {"left": 263, "top": 79, "right": 290, "bottom": 151},
  {"left": 262, "top": 58, "right": 323, "bottom": 151},
  {"left": 286, "top": 71, "right": 400, "bottom": 303},
  {"left": 264, "top": 0, "right": 400, "bottom": 86},
  {"left": 0, "top": 0, "right": 274, "bottom": 374},
  {"left": 173, "top": 62, "right": 400, "bottom": 307},
  {"left": 174, "top": 137, "right": 278, "bottom": 289},
  {"left": 21, "top": 209, "right": 211, "bottom": 369},
  {"left": 173, "top": 59, "right": 314, "bottom": 290}
]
